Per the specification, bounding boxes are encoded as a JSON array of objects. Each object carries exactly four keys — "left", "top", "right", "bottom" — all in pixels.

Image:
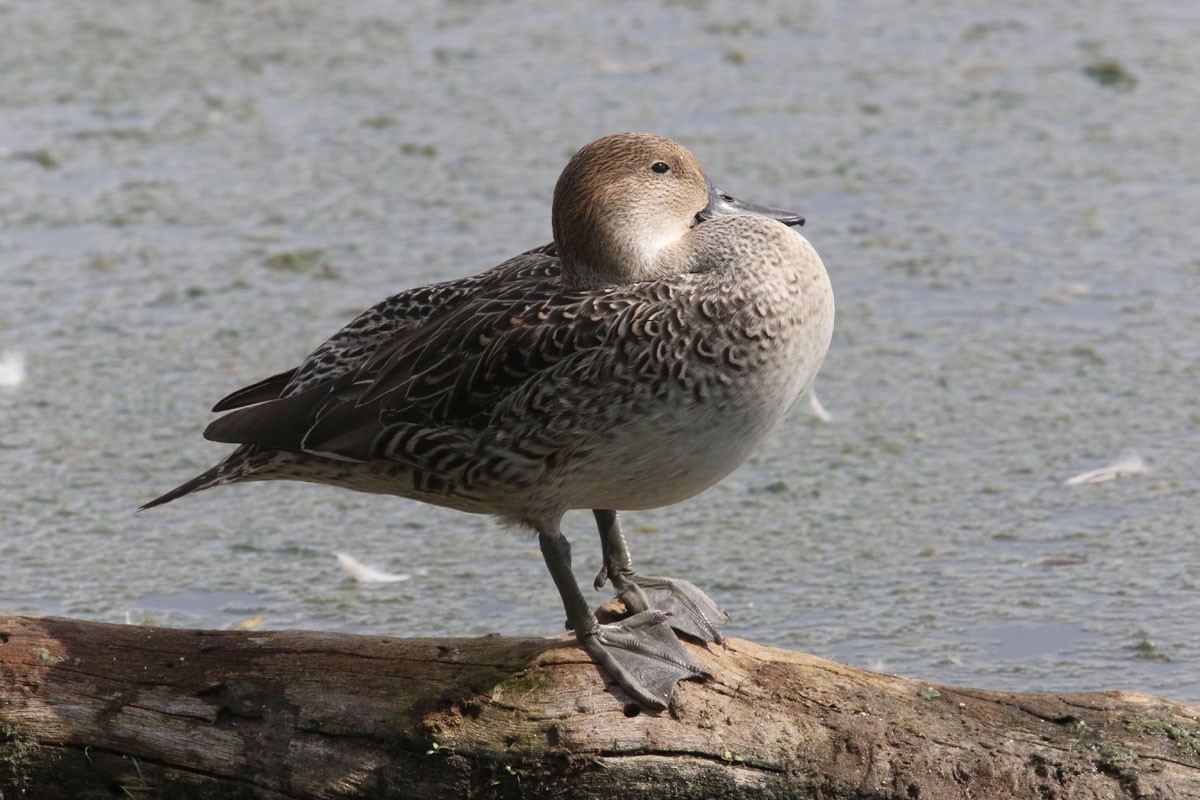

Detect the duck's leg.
[
  {"left": 538, "top": 525, "right": 705, "bottom": 709},
  {"left": 592, "top": 509, "right": 730, "bottom": 644}
]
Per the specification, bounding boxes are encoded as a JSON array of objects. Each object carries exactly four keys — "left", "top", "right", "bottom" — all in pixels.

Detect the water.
[{"left": 2, "top": 0, "right": 1197, "bottom": 704}]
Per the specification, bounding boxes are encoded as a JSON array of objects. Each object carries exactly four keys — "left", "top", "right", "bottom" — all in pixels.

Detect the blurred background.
[{"left": 2, "top": 1, "right": 1197, "bottom": 702}]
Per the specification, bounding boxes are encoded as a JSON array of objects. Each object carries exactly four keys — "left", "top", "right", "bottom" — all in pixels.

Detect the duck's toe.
[{"left": 613, "top": 575, "right": 731, "bottom": 645}]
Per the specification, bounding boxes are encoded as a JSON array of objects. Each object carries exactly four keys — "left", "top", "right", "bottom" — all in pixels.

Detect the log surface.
[{"left": 1, "top": 615, "right": 1198, "bottom": 799}]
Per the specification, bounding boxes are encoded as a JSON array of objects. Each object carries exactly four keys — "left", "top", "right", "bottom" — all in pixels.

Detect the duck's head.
[{"left": 552, "top": 132, "right": 803, "bottom": 289}]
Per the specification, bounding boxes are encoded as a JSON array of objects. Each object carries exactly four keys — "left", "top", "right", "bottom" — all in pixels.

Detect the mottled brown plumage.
[{"left": 143, "top": 132, "right": 834, "bottom": 709}]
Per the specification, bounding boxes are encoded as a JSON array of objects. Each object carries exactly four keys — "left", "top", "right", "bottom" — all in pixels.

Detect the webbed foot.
[
  {"left": 578, "top": 610, "right": 707, "bottom": 709},
  {"left": 590, "top": 509, "right": 731, "bottom": 645},
  {"left": 616, "top": 575, "right": 731, "bottom": 644}
]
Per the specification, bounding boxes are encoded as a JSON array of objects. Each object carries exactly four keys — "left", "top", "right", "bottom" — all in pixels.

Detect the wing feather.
[
  {"left": 211, "top": 369, "right": 296, "bottom": 412},
  {"left": 206, "top": 281, "right": 676, "bottom": 464}
]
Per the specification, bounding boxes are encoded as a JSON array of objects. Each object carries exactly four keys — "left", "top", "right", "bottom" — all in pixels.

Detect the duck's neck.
[{"left": 557, "top": 215, "right": 692, "bottom": 290}]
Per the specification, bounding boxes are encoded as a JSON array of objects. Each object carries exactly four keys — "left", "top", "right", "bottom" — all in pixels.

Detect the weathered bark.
[{"left": 1, "top": 615, "right": 1197, "bottom": 799}]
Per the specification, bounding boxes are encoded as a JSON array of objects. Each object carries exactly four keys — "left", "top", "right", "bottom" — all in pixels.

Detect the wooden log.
[{"left": 1, "top": 615, "right": 1198, "bottom": 799}]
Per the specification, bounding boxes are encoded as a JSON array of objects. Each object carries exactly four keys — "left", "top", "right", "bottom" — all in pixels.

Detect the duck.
[{"left": 142, "top": 132, "right": 835, "bottom": 709}]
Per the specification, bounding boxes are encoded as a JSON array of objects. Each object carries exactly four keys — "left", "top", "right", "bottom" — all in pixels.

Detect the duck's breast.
[{"left": 499, "top": 220, "right": 834, "bottom": 512}]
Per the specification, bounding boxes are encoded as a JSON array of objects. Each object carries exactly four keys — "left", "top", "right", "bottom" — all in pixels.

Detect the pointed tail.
[{"left": 138, "top": 464, "right": 226, "bottom": 511}]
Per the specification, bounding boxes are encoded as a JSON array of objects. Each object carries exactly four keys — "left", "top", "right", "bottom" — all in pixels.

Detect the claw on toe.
[{"left": 592, "top": 563, "right": 610, "bottom": 592}]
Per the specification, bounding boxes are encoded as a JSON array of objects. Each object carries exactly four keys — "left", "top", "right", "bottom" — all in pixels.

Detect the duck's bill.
[{"left": 696, "top": 179, "right": 804, "bottom": 227}]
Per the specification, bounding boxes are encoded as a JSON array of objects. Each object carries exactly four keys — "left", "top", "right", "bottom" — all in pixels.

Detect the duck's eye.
[{"left": 650, "top": 161, "right": 670, "bottom": 174}]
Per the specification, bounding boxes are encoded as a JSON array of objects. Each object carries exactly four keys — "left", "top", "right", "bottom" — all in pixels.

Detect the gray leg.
[
  {"left": 538, "top": 526, "right": 705, "bottom": 709},
  {"left": 591, "top": 508, "right": 730, "bottom": 644}
]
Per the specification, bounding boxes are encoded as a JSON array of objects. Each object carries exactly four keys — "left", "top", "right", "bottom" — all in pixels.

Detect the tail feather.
[
  {"left": 139, "top": 464, "right": 226, "bottom": 510},
  {"left": 139, "top": 446, "right": 277, "bottom": 511}
]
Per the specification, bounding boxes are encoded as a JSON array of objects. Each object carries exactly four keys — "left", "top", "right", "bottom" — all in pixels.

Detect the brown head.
[
  {"left": 551, "top": 133, "right": 711, "bottom": 289},
  {"left": 551, "top": 132, "right": 804, "bottom": 289}
]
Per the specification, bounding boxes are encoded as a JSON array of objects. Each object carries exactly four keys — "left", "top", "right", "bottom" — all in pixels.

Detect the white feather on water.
[
  {"left": 336, "top": 553, "right": 411, "bottom": 583},
  {"left": 807, "top": 386, "right": 832, "bottom": 422},
  {"left": 1063, "top": 453, "right": 1148, "bottom": 486},
  {"left": 0, "top": 350, "right": 26, "bottom": 388}
]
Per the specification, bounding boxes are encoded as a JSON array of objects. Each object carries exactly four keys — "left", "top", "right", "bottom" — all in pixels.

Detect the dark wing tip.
[{"left": 211, "top": 368, "right": 298, "bottom": 412}]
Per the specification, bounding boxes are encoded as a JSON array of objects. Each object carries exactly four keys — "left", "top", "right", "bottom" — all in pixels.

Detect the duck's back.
[{"left": 212, "top": 244, "right": 562, "bottom": 414}]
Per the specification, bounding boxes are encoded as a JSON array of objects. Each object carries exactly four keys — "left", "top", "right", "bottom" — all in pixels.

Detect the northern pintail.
[{"left": 144, "top": 132, "right": 835, "bottom": 709}]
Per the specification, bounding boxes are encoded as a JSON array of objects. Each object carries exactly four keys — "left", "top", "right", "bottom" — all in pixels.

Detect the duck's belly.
[{"left": 548, "top": 365, "right": 814, "bottom": 512}]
